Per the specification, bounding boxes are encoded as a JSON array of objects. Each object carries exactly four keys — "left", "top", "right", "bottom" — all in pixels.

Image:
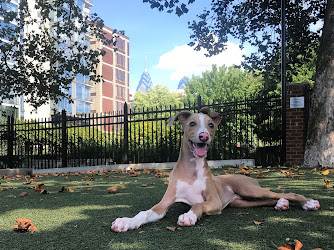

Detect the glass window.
[
  {"left": 85, "top": 87, "right": 90, "bottom": 99},
  {"left": 76, "top": 100, "right": 85, "bottom": 113},
  {"left": 76, "top": 83, "right": 84, "bottom": 99}
]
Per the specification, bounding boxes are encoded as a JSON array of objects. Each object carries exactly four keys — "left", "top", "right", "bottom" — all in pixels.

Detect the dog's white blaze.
[
  {"left": 197, "top": 114, "right": 210, "bottom": 142},
  {"left": 175, "top": 158, "right": 206, "bottom": 206}
]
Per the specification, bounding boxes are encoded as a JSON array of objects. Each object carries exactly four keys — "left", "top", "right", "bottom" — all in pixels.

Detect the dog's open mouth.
[{"left": 189, "top": 141, "right": 210, "bottom": 157}]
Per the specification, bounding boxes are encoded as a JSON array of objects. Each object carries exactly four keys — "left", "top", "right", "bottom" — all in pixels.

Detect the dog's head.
[{"left": 168, "top": 107, "right": 221, "bottom": 158}]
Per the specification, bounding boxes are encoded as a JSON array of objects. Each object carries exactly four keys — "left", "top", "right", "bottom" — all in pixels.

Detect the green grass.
[{"left": 0, "top": 167, "right": 333, "bottom": 250}]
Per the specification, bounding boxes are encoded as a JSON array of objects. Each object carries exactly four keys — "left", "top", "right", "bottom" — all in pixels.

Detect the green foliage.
[
  {"left": 144, "top": 0, "right": 324, "bottom": 92},
  {"left": 133, "top": 84, "right": 183, "bottom": 110},
  {"left": 0, "top": 0, "right": 113, "bottom": 109},
  {"left": 182, "top": 65, "right": 264, "bottom": 104}
]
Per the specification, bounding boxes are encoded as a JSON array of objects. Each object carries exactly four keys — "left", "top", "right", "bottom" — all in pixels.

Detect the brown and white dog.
[{"left": 111, "top": 107, "right": 320, "bottom": 232}]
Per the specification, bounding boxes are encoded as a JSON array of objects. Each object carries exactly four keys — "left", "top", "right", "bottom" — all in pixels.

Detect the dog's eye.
[
  {"left": 189, "top": 122, "right": 196, "bottom": 127},
  {"left": 208, "top": 123, "right": 214, "bottom": 128}
]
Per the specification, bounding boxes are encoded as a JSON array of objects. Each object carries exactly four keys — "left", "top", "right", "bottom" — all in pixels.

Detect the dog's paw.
[
  {"left": 302, "top": 200, "right": 320, "bottom": 211},
  {"left": 111, "top": 218, "right": 137, "bottom": 232},
  {"left": 177, "top": 211, "right": 197, "bottom": 227},
  {"left": 275, "top": 198, "right": 289, "bottom": 211}
]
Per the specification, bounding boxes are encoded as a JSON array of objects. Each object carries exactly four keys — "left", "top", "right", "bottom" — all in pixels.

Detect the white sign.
[{"left": 290, "top": 97, "right": 304, "bottom": 108}]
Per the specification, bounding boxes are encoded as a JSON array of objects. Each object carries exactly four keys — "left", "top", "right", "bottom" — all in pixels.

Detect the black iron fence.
[{"left": 0, "top": 95, "right": 282, "bottom": 169}]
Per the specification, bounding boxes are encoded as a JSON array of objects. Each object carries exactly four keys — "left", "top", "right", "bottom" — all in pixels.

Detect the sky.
[{"left": 90, "top": 1, "right": 246, "bottom": 93}]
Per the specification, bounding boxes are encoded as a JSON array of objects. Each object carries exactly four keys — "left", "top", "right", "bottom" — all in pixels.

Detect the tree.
[
  {"left": 145, "top": 0, "right": 333, "bottom": 167},
  {"left": 133, "top": 84, "right": 183, "bottom": 110},
  {"left": 304, "top": 1, "right": 334, "bottom": 167},
  {"left": 0, "top": 0, "right": 114, "bottom": 110},
  {"left": 182, "top": 65, "right": 263, "bottom": 104},
  {"left": 144, "top": 0, "right": 324, "bottom": 92}
]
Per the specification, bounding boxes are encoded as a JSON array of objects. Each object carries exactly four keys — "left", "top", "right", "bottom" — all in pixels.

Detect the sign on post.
[{"left": 290, "top": 97, "right": 304, "bottom": 108}]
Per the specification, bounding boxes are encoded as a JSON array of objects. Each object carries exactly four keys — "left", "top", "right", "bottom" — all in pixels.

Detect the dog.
[{"left": 111, "top": 107, "right": 320, "bottom": 232}]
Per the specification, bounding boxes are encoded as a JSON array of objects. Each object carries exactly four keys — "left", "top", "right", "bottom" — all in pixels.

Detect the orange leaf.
[
  {"left": 321, "top": 170, "right": 330, "bottom": 175},
  {"left": 130, "top": 172, "right": 139, "bottom": 177},
  {"left": 107, "top": 186, "right": 118, "bottom": 193},
  {"left": 119, "top": 186, "right": 126, "bottom": 190},
  {"left": 14, "top": 218, "right": 37, "bottom": 234},
  {"left": 278, "top": 240, "right": 303, "bottom": 250},
  {"left": 34, "top": 183, "right": 44, "bottom": 191},
  {"left": 20, "top": 192, "right": 28, "bottom": 197},
  {"left": 253, "top": 221, "right": 264, "bottom": 225},
  {"left": 40, "top": 189, "right": 50, "bottom": 194},
  {"left": 141, "top": 184, "right": 148, "bottom": 187},
  {"left": 86, "top": 188, "right": 93, "bottom": 191},
  {"left": 167, "top": 226, "right": 177, "bottom": 231}
]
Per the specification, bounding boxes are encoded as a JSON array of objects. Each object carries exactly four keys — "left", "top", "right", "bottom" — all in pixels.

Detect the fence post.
[
  {"left": 61, "top": 110, "right": 68, "bottom": 168},
  {"left": 122, "top": 102, "right": 129, "bottom": 164},
  {"left": 7, "top": 116, "right": 14, "bottom": 168},
  {"left": 197, "top": 95, "right": 202, "bottom": 112}
]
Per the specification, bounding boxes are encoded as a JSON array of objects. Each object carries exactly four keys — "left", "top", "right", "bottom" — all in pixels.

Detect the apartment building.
[
  {"left": 0, "top": 0, "right": 94, "bottom": 119},
  {"left": 90, "top": 26, "right": 130, "bottom": 114}
]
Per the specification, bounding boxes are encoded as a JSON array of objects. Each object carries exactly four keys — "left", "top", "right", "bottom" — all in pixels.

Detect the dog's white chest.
[{"left": 175, "top": 160, "right": 207, "bottom": 206}]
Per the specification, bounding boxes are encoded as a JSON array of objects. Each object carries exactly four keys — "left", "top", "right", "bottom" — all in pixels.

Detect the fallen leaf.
[
  {"left": 119, "top": 186, "right": 126, "bottom": 190},
  {"left": 323, "top": 178, "right": 333, "bottom": 188},
  {"left": 130, "top": 172, "right": 139, "bottom": 177},
  {"left": 86, "top": 188, "right": 93, "bottom": 191},
  {"left": 20, "top": 192, "right": 28, "bottom": 197},
  {"left": 311, "top": 168, "right": 317, "bottom": 173},
  {"left": 253, "top": 221, "right": 264, "bottom": 225},
  {"left": 167, "top": 226, "right": 176, "bottom": 231},
  {"left": 277, "top": 186, "right": 285, "bottom": 189},
  {"left": 40, "top": 189, "right": 50, "bottom": 194},
  {"left": 322, "top": 170, "right": 330, "bottom": 175},
  {"left": 13, "top": 218, "right": 37, "bottom": 234},
  {"left": 107, "top": 186, "right": 118, "bottom": 193},
  {"left": 142, "top": 169, "right": 151, "bottom": 174},
  {"left": 278, "top": 239, "right": 303, "bottom": 250},
  {"left": 0, "top": 187, "right": 8, "bottom": 191},
  {"left": 141, "top": 184, "right": 148, "bottom": 187},
  {"left": 256, "top": 175, "right": 266, "bottom": 178},
  {"left": 34, "top": 183, "right": 44, "bottom": 191}
]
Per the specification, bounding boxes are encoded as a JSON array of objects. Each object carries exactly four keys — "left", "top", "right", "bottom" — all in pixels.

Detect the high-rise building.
[
  {"left": 136, "top": 58, "right": 153, "bottom": 94},
  {"left": 1, "top": 0, "right": 94, "bottom": 119},
  {"left": 90, "top": 26, "right": 130, "bottom": 114},
  {"left": 177, "top": 76, "right": 188, "bottom": 90},
  {"left": 0, "top": 0, "right": 20, "bottom": 118}
]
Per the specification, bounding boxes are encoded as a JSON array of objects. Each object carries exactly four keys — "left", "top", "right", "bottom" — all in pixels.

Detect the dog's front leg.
[
  {"left": 111, "top": 196, "right": 174, "bottom": 232},
  {"left": 177, "top": 200, "right": 222, "bottom": 227}
]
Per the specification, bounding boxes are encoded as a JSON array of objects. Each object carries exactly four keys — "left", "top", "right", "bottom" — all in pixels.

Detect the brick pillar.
[{"left": 286, "top": 83, "right": 310, "bottom": 165}]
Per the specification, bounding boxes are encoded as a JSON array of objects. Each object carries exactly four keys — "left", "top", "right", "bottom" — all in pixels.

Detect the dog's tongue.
[{"left": 194, "top": 144, "right": 207, "bottom": 157}]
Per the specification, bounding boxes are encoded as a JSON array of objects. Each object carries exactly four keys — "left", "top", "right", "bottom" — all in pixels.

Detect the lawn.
[{"left": 0, "top": 166, "right": 333, "bottom": 250}]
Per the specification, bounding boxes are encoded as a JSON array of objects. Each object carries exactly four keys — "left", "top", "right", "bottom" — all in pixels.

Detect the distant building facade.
[
  {"left": 136, "top": 59, "right": 153, "bottom": 93},
  {"left": 0, "top": 0, "right": 94, "bottom": 119},
  {"left": 90, "top": 26, "right": 130, "bottom": 114},
  {"left": 177, "top": 76, "right": 188, "bottom": 90}
]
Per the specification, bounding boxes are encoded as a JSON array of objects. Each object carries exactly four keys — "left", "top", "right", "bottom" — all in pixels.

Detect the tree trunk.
[{"left": 304, "top": 0, "right": 334, "bottom": 167}]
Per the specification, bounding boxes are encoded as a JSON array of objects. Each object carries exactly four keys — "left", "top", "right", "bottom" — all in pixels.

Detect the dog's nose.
[{"left": 199, "top": 132, "right": 209, "bottom": 142}]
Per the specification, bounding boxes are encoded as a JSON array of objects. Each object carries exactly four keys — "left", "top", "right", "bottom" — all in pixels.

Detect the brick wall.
[{"left": 286, "top": 83, "right": 310, "bottom": 165}]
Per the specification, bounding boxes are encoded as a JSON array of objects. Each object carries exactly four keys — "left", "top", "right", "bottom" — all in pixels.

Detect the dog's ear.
[
  {"left": 199, "top": 107, "right": 222, "bottom": 125},
  {"left": 168, "top": 111, "right": 193, "bottom": 127}
]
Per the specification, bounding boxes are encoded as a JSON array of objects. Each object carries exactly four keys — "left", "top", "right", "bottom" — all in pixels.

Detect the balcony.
[{"left": 85, "top": 0, "right": 93, "bottom": 8}]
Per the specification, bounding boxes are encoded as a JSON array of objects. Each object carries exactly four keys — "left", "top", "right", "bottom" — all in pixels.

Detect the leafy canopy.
[
  {"left": 183, "top": 65, "right": 264, "bottom": 105},
  {"left": 144, "top": 0, "right": 325, "bottom": 91},
  {"left": 133, "top": 84, "right": 183, "bottom": 110},
  {"left": 0, "top": 0, "right": 115, "bottom": 109}
]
